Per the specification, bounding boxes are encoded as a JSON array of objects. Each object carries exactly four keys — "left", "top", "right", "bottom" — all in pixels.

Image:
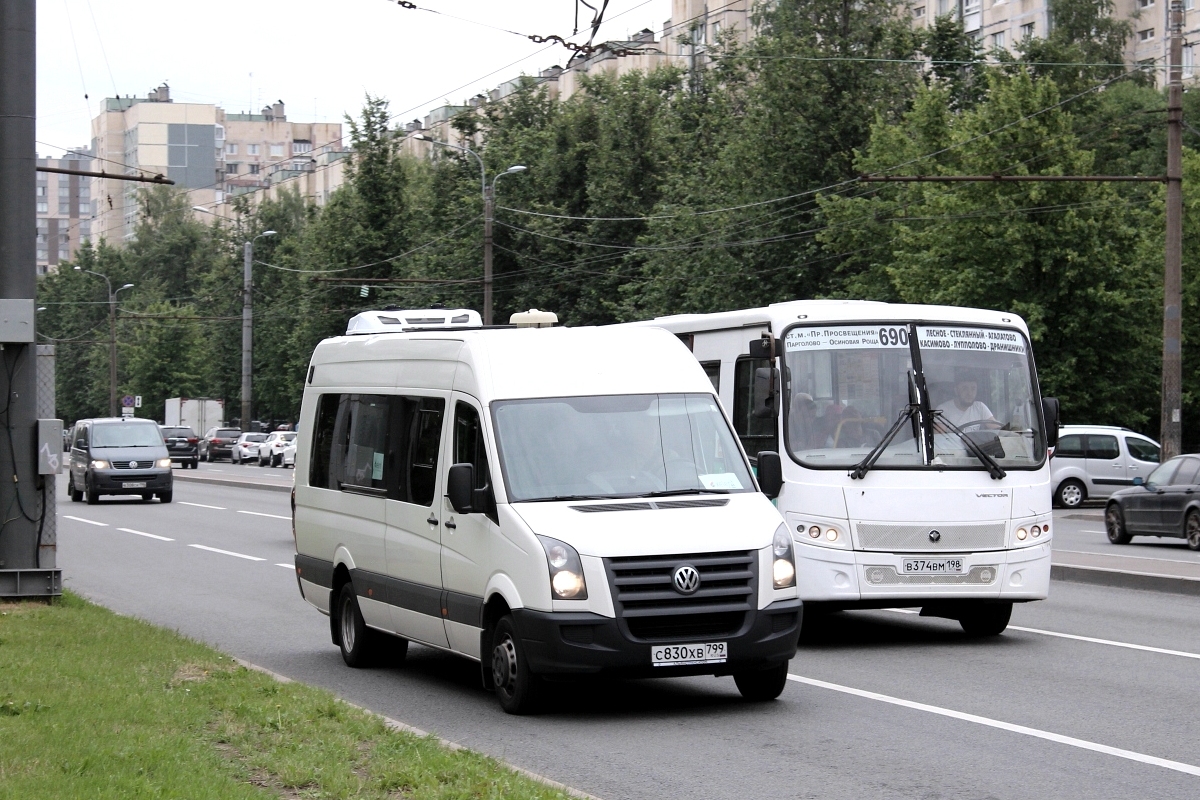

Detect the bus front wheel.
[{"left": 957, "top": 601, "right": 1012, "bottom": 637}]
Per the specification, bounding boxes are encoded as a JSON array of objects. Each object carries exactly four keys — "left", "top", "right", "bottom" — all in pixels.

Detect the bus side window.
[
  {"left": 733, "top": 358, "right": 778, "bottom": 461},
  {"left": 700, "top": 361, "right": 721, "bottom": 392}
]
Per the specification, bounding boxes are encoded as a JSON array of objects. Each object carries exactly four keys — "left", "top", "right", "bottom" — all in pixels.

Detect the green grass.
[{"left": 0, "top": 592, "right": 572, "bottom": 799}]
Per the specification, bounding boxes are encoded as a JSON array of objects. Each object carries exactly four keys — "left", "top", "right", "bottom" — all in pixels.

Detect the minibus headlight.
[
  {"left": 1016, "top": 527, "right": 1028, "bottom": 541},
  {"left": 90, "top": 460, "right": 110, "bottom": 470},
  {"left": 156, "top": 458, "right": 172, "bottom": 468},
  {"left": 536, "top": 535, "right": 588, "bottom": 600},
  {"left": 772, "top": 526, "right": 796, "bottom": 589}
]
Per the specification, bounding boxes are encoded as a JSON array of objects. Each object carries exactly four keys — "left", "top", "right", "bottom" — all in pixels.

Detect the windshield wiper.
[
  {"left": 522, "top": 494, "right": 613, "bottom": 503},
  {"left": 850, "top": 405, "right": 921, "bottom": 480},
  {"left": 932, "top": 412, "right": 1007, "bottom": 480},
  {"left": 643, "top": 488, "right": 731, "bottom": 497}
]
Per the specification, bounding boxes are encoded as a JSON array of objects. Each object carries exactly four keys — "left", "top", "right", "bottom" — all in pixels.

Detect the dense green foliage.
[{"left": 36, "top": 0, "right": 1199, "bottom": 445}]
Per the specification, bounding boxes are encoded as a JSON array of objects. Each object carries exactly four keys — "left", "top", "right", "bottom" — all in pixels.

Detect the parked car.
[
  {"left": 1105, "top": 454, "right": 1200, "bottom": 550},
  {"left": 258, "top": 431, "right": 297, "bottom": 467},
  {"left": 281, "top": 439, "right": 296, "bottom": 468},
  {"left": 1051, "top": 425, "right": 1161, "bottom": 508},
  {"left": 200, "top": 427, "right": 243, "bottom": 461},
  {"left": 160, "top": 425, "right": 199, "bottom": 469},
  {"left": 67, "top": 417, "right": 173, "bottom": 504},
  {"left": 231, "top": 432, "right": 267, "bottom": 464}
]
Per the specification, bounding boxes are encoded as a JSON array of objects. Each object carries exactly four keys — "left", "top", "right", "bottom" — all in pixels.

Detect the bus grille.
[
  {"left": 856, "top": 523, "right": 1006, "bottom": 552},
  {"left": 605, "top": 550, "right": 757, "bottom": 642},
  {"left": 863, "top": 565, "right": 1000, "bottom": 585}
]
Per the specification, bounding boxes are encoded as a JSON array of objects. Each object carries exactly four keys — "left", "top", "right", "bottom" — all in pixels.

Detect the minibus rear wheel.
[
  {"left": 491, "top": 615, "right": 542, "bottom": 714},
  {"left": 337, "top": 583, "right": 381, "bottom": 668},
  {"left": 734, "top": 662, "right": 790, "bottom": 701}
]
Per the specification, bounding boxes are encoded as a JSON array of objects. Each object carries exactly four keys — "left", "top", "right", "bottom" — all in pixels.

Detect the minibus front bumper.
[{"left": 512, "top": 598, "right": 802, "bottom": 677}]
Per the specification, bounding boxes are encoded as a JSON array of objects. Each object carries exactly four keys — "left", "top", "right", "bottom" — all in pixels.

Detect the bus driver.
[{"left": 937, "top": 370, "right": 997, "bottom": 430}]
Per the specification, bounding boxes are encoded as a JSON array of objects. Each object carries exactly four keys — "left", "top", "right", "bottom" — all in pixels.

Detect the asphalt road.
[{"left": 56, "top": 476, "right": 1200, "bottom": 799}]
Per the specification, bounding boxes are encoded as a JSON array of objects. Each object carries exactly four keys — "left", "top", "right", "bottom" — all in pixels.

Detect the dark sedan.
[
  {"left": 160, "top": 426, "right": 199, "bottom": 468},
  {"left": 200, "top": 427, "right": 242, "bottom": 462},
  {"left": 1105, "top": 454, "right": 1200, "bottom": 550}
]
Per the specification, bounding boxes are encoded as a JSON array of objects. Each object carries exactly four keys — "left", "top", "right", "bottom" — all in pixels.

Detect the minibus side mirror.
[
  {"left": 75, "top": 438, "right": 86, "bottom": 449},
  {"left": 447, "top": 463, "right": 475, "bottom": 514},
  {"left": 757, "top": 451, "right": 783, "bottom": 499},
  {"left": 1042, "top": 397, "right": 1060, "bottom": 447},
  {"left": 752, "top": 367, "right": 778, "bottom": 419},
  {"left": 1133, "top": 476, "right": 1144, "bottom": 486}
]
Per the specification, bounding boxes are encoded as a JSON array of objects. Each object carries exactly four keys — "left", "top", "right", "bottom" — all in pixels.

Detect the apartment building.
[
  {"left": 88, "top": 84, "right": 342, "bottom": 241},
  {"left": 35, "top": 150, "right": 94, "bottom": 275}
]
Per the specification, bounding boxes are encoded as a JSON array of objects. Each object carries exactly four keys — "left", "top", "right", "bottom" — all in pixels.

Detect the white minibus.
[
  {"left": 631, "top": 300, "right": 1060, "bottom": 636},
  {"left": 291, "top": 309, "right": 802, "bottom": 713}
]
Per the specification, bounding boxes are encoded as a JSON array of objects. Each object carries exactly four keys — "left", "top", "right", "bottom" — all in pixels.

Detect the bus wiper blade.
[
  {"left": 643, "top": 488, "right": 731, "bottom": 497},
  {"left": 934, "top": 413, "right": 1008, "bottom": 480},
  {"left": 851, "top": 405, "right": 918, "bottom": 480},
  {"left": 523, "top": 494, "right": 612, "bottom": 503}
]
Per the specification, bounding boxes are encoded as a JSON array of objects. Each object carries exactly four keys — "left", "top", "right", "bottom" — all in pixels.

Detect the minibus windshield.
[
  {"left": 91, "top": 423, "right": 165, "bottom": 448},
  {"left": 492, "top": 393, "right": 755, "bottom": 502},
  {"left": 784, "top": 323, "right": 1045, "bottom": 471}
]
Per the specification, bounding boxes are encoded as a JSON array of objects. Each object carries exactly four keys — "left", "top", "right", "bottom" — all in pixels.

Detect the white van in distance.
[{"left": 291, "top": 308, "right": 802, "bottom": 713}]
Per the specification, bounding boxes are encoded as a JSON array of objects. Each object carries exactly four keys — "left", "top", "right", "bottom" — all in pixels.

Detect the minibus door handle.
[
  {"left": 444, "top": 518, "right": 457, "bottom": 531},
  {"left": 426, "top": 515, "right": 438, "bottom": 526}
]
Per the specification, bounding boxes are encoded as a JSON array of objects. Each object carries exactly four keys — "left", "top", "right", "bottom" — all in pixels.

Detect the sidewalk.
[
  {"left": 173, "top": 469, "right": 292, "bottom": 494},
  {"left": 1052, "top": 549, "right": 1200, "bottom": 596}
]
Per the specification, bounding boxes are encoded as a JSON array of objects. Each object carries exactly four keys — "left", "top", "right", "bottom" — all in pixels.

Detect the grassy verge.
[{"left": 0, "top": 592, "right": 572, "bottom": 799}]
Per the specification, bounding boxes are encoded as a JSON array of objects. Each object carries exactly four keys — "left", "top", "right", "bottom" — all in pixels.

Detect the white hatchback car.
[
  {"left": 281, "top": 439, "right": 296, "bottom": 468},
  {"left": 231, "top": 432, "right": 267, "bottom": 464},
  {"left": 258, "top": 431, "right": 298, "bottom": 467},
  {"left": 1051, "top": 425, "right": 1161, "bottom": 508}
]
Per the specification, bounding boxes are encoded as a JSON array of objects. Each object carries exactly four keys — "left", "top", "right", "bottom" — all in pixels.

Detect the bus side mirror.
[
  {"left": 753, "top": 367, "right": 778, "bottom": 419},
  {"left": 447, "top": 463, "right": 475, "bottom": 514},
  {"left": 757, "top": 451, "right": 783, "bottom": 499},
  {"left": 1042, "top": 397, "right": 1060, "bottom": 447}
]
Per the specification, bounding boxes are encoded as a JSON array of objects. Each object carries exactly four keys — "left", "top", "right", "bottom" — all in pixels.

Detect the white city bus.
[{"left": 632, "top": 300, "right": 1060, "bottom": 636}]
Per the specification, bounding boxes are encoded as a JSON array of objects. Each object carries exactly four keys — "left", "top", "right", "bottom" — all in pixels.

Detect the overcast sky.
[{"left": 36, "top": 0, "right": 671, "bottom": 158}]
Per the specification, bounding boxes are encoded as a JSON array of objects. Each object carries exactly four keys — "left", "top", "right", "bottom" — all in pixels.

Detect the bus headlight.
[
  {"left": 772, "top": 526, "right": 796, "bottom": 589},
  {"left": 537, "top": 535, "right": 588, "bottom": 600}
]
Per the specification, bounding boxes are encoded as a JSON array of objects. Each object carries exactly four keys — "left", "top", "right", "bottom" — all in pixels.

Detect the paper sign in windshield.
[
  {"left": 699, "top": 473, "right": 743, "bottom": 490},
  {"left": 917, "top": 326, "right": 1026, "bottom": 355},
  {"left": 785, "top": 326, "right": 910, "bottom": 352}
]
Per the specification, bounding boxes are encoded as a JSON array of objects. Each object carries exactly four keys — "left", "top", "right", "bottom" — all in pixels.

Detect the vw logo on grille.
[
  {"left": 928, "top": 530, "right": 942, "bottom": 543},
  {"left": 128, "top": 461, "right": 138, "bottom": 469},
  {"left": 672, "top": 564, "right": 701, "bottom": 595}
]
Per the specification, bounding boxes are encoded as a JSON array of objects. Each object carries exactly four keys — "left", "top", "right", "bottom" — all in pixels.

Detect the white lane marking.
[
  {"left": 1056, "top": 548, "right": 1200, "bottom": 564},
  {"left": 237, "top": 510, "right": 291, "bottom": 520},
  {"left": 62, "top": 515, "right": 108, "bottom": 526},
  {"left": 188, "top": 544, "right": 265, "bottom": 562},
  {"left": 276, "top": 563, "right": 295, "bottom": 569},
  {"left": 180, "top": 501, "right": 226, "bottom": 510},
  {"left": 786, "top": 674, "right": 1200, "bottom": 777},
  {"left": 881, "top": 608, "right": 1200, "bottom": 660},
  {"left": 206, "top": 469, "right": 226, "bottom": 473},
  {"left": 118, "top": 527, "right": 173, "bottom": 542}
]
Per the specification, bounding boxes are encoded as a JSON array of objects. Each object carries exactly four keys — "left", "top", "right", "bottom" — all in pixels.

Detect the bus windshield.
[
  {"left": 783, "top": 323, "right": 1045, "bottom": 471},
  {"left": 492, "top": 393, "right": 754, "bottom": 502}
]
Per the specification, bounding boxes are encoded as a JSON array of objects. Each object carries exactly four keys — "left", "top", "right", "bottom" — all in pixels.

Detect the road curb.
[
  {"left": 173, "top": 471, "right": 292, "bottom": 494},
  {"left": 1051, "top": 563, "right": 1200, "bottom": 596},
  {"left": 233, "top": 658, "right": 603, "bottom": 800}
]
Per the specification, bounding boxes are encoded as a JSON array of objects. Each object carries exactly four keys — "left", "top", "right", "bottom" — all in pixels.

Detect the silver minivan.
[{"left": 1051, "top": 425, "right": 1160, "bottom": 508}]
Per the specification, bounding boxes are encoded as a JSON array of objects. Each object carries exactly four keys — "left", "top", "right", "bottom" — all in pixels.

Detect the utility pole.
[
  {"left": 243, "top": 240, "right": 252, "bottom": 432},
  {"left": 1163, "top": 0, "right": 1185, "bottom": 459},
  {"left": 0, "top": 1, "right": 58, "bottom": 597},
  {"left": 483, "top": 184, "right": 494, "bottom": 326}
]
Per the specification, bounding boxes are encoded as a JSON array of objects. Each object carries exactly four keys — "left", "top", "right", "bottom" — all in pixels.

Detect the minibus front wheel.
[
  {"left": 491, "top": 615, "right": 543, "bottom": 714},
  {"left": 733, "top": 661, "right": 790, "bottom": 701}
]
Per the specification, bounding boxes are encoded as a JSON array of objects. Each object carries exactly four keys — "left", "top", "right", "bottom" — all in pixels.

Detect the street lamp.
[
  {"left": 413, "top": 134, "right": 527, "bottom": 325},
  {"left": 74, "top": 266, "right": 134, "bottom": 417},
  {"left": 193, "top": 205, "right": 275, "bottom": 432}
]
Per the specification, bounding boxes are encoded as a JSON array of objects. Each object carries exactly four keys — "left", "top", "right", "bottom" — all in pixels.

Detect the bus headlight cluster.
[
  {"left": 772, "top": 526, "right": 796, "bottom": 589},
  {"left": 537, "top": 535, "right": 588, "bottom": 600},
  {"left": 800, "top": 524, "right": 841, "bottom": 543},
  {"left": 1015, "top": 523, "right": 1048, "bottom": 543}
]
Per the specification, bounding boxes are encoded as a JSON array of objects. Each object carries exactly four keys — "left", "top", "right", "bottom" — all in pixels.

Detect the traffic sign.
[
  {"left": 121, "top": 395, "right": 135, "bottom": 408},
  {"left": 134, "top": 395, "right": 142, "bottom": 408}
]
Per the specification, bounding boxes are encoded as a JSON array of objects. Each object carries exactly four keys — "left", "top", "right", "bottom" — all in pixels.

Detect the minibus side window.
[
  {"left": 339, "top": 395, "right": 390, "bottom": 491},
  {"left": 454, "top": 401, "right": 496, "bottom": 521},
  {"left": 389, "top": 396, "right": 445, "bottom": 506},
  {"left": 732, "top": 357, "right": 778, "bottom": 461},
  {"left": 309, "top": 394, "right": 341, "bottom": 489}
]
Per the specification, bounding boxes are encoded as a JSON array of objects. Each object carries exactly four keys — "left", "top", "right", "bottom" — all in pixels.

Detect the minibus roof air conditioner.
[{"left": 345, "top": 307, "right": 483, "bottom": 334}]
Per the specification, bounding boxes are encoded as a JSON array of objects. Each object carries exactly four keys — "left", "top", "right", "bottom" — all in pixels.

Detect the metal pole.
[
  {"left": 0, "top": 0, "right": 50, "bottom": 590},
  {"left": 1163, "top": 1, "right": 1185, "bottom": 459},
  {"left": 484, "top": 184, "right": 494, "bottom": 326},
  {"left": 242, "top": 240, "right": 252, "bottom": 432},
  {"left": 108, "top": 284, "right": 117, "bottom": 417}
]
